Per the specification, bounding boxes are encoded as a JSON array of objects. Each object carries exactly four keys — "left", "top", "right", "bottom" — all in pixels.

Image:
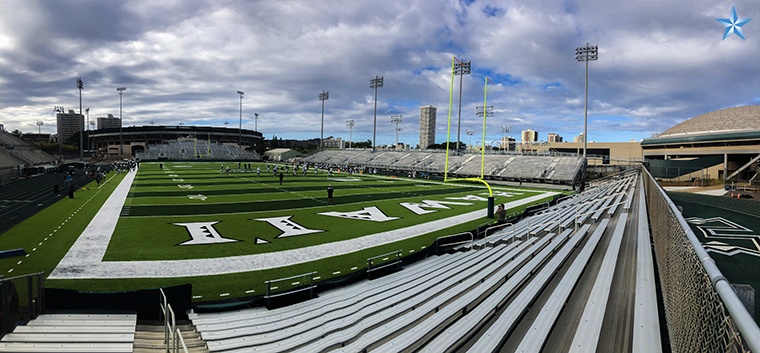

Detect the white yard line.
[{"left": 49, "top": 171, "right": 557, "bottom": 279}]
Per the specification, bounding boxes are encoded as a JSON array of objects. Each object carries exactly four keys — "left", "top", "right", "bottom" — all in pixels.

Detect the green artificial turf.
[{"left": 3, "top": 161, "right": 558, "bottom": 302}]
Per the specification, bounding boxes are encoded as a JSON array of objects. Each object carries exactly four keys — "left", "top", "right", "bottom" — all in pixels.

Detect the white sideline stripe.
[{"left": 49, "top": 169, "right": 558, "bottom": 279}]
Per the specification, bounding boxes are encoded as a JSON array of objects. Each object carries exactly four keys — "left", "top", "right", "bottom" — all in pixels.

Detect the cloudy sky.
[{"left": 0, "top": 0, "right": 758, "bottom": 147}]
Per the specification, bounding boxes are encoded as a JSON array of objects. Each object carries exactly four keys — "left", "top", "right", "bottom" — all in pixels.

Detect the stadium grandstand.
[
  {"left": 300, "top": 149, "right": 585, "bottom": 186},
  {"left": 89, "top": 125, "right": 263, "bottom": 161},
  {"left": 0, "top": 131, "right": 57, "bottom": 179}
]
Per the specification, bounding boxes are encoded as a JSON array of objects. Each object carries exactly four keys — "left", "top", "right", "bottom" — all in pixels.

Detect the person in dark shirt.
[
  {"left": 327, "top": 185, "right": 334, "bottom": 205},
  {"left": 495, "top": 204, "right": 506, "bottom": 224},
  {"left": 279, "top": 172, "right": 284, "bottom": 185}
]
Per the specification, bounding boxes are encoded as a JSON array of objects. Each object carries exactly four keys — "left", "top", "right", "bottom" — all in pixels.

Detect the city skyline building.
[
  {"left": 419, "top": 105, "right": 436, "bottom": 149},
  {"left": 521, "top": 129, "right": 538, "bottom": 144},
  {"left": 548, "top": 132, "right": 563, "bottom": 143},
  {"left": 56, "top": 110, "right": 83, "bottom": 143},
  {"left": 97, "top": 114, "right": 121, "bottom": 130}
]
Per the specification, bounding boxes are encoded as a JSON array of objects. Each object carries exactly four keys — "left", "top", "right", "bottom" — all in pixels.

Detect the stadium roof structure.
[{"left": 641, "top": 105, "right": 760, "bottom": 147}]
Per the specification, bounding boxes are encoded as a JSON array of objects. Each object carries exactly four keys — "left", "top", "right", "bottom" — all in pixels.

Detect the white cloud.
[{"left": 0, "top": 0, "right": 757, "bottom": 145}]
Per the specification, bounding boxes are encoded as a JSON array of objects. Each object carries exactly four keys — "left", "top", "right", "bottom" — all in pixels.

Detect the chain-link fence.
[{"left": 643, "top": 168, "right": 759, "bottom": 352}]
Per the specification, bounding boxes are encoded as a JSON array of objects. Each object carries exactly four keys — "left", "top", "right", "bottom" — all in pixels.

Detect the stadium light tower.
[
  {"left": 501, "top": 125, "right": 511, "bottom": 153},
  {"left": 116, "top": 87, "right": 126, "bottom": 159},
  {"left": 237, "top": 90, "right": 244, "bottom": 146},
  {"left": 54, "top": 105, "right": 65, "bottom": 163},
  {"left": 465, "top": 129, "right": 474, "bottom": 151},
  {"left": 318, "top": 91, "right": 329, "bottom": 151},
  {"left": 390, "top": 114, "right": 402, "bottom": 147},
  {"left": 254, "top": 113, "right": 259, "bottom": 131},
  {"left": 77, "top": 78, "right": 83, "bottom": 160},
  {"left": 575, "top": 43, "right": 598, "bottom": 191},
  {"left": 346, "top": 119, "right": 354, "bottom": 149},
  {"left": 36, "top": 120, "right": 44, "bottom": 134},
  {"left": 370, "top": 75, "right": 383, "bottom": 151},
  {"left": 453, "top": 58, "right": 471, "bottom": 153},
  {"left": 85, "top": 107, "right": 90, "bottom": 152}
]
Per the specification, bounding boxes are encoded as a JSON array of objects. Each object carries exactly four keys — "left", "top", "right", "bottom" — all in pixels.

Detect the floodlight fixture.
[
  {"left": 117, "top": 87, "right": 126, "bottom": 159},
  {"left": 346, "top": 119, "right": 355, "bottom": 149},
  {"left": 575, "top": 43, "right": 598, "bottom": 192},
  {"left": 319, "top": 91, "right": 329, "bottom": 150},
  {"left": 370, "top": 75, "right": 383, "bottom": 151},
  {"left": 237, "top": 90, "right": 244, "bottom": 146},
  {"left": 390, "top": 114, "right": 403, "bottom": 147},
  {"left": 453, "top": 58, "right": 471, "bottom": 152}
]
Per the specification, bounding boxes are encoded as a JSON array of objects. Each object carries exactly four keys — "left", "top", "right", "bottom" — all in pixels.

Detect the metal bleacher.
[
  {"left": 0, "top": 314, "right": 137, "bottom": 353},
  {"left": 138, "top": 140, "right": 260, "bottom": 161},
  {"left": 187, "top": 170, "right": 652, "bottom": 352},
  {"left": 301, "top": 150, "right": 583, "bottom": 185}
]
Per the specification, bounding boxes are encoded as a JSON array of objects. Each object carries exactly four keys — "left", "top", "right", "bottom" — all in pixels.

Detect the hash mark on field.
[
  {"left": 245, "top": 290, "right": 255, "bottom": 294},
  {"left": 409, "top": 250, "right": 415, "bottom": 253},
  {"left": 38, "top": 243, "right": 42, "bottom": 246},
  {"left": 382, "top": 257, "right": 388, "bottom": 261},
  {"left": 25, "top": 254, "right": 29, "bottom": 257},
  {"left": 32, "top": 248, "right": 36, "bottom": 251},
  {"left": 332, "top": 271, "right": 341, "bottom": 275},
  {"left": 192, "top": 295, "right": 203, "bottom": 299},
  {"left": 313, "top": 276, "right": 321, "bottom": 280},
  {"left": 219, "top": 293, "right": 230, "bottom": 297},
  {"left": 350, "top": 267, "right": 358, "bottom": 270},
  {"left": 17, "top": 261, "right": 22, "bottom": 265},
  {"left": 291, "top": 282, "right": 300, "bottom": 286},
  {"left": 7, "top": 269, "right": 12, "bottom": 273},
  {"left": 271, "top": 286, "right": 279, "bottom": 290}
]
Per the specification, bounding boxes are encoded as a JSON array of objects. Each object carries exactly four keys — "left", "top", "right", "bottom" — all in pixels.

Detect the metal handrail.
[
  {"left": 528, "top": 210, "right": 561, "bottom": 238},
  {"left": 173, "top": 328, "right": 189, "bottom": 353},
  {"left": 483, "top": 223, "right": 514, "bottom": 247}
]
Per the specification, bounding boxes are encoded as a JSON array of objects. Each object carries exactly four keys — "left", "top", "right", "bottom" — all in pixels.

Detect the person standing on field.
[{"left": 327, "top": 185, "right": 334, "bottom": 205}]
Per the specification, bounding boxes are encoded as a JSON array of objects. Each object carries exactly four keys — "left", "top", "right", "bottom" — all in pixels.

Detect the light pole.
[
  {"left": 318, "top": 91, "right": 329, "bottom": 151},
  {"left": 36, "top": 120, "right": 44, "bottom": 134},
  {"left": 116, "top": 87, "right": 126, "bottom": 159},
  {"left": 237, "top": 90, "right": 244, "bottom": 146},
  {"left": 254, "top": 113, "right": 259, "bottom": 131},
  {"left": 224, "top": 121, "right": 229, "bottom": 128},
  {"left": 85, "top": 107, "right": 89, "bottom": 153},
  {"left": 500, "top": 125, "right": 511, "bottom": 153},
  {"left": 346, "top": 119, "right": 354, "bottom": 149},
  {"left": 390, "top": 114, "right": 402, "bottom": 148},
  {"left": 575, "top": 43, "right": 598, "bottom": 191},
  {"left": 453, "top": 58, "right": 471, "bottom": 153},
  {"left": 77, "top": 78, "right": 83, "bottom": 160},
  {"left": 370, "top": 75, "right": 383, "bottom": 151},
  {"left": 54, "top": 106, "right": 65, "bottom": 163},
  {"left": 465, "top": 129, "right": 474, "bottom": 151}
]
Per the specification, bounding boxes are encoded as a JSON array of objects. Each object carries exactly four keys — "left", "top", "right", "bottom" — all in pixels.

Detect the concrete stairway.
[{"left": 133, "top": 322, "right": 208, "bottom": 353}]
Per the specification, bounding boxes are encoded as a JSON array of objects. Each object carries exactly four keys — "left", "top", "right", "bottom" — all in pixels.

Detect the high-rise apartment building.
[
  {"left": 547, "top": 133, "right": 563, "bottom": 143},
  {"left": 56, "top": 110, "right": 84, "bottom": 143},
  {"left": 97, "top": 114, "right": 121, "bottom": 130},
  {"left": 521, "top": 129, "right": 538, "bottom": 144},
  {"left": 419, "top": 105, "right": 436, "bottom": 149}
]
